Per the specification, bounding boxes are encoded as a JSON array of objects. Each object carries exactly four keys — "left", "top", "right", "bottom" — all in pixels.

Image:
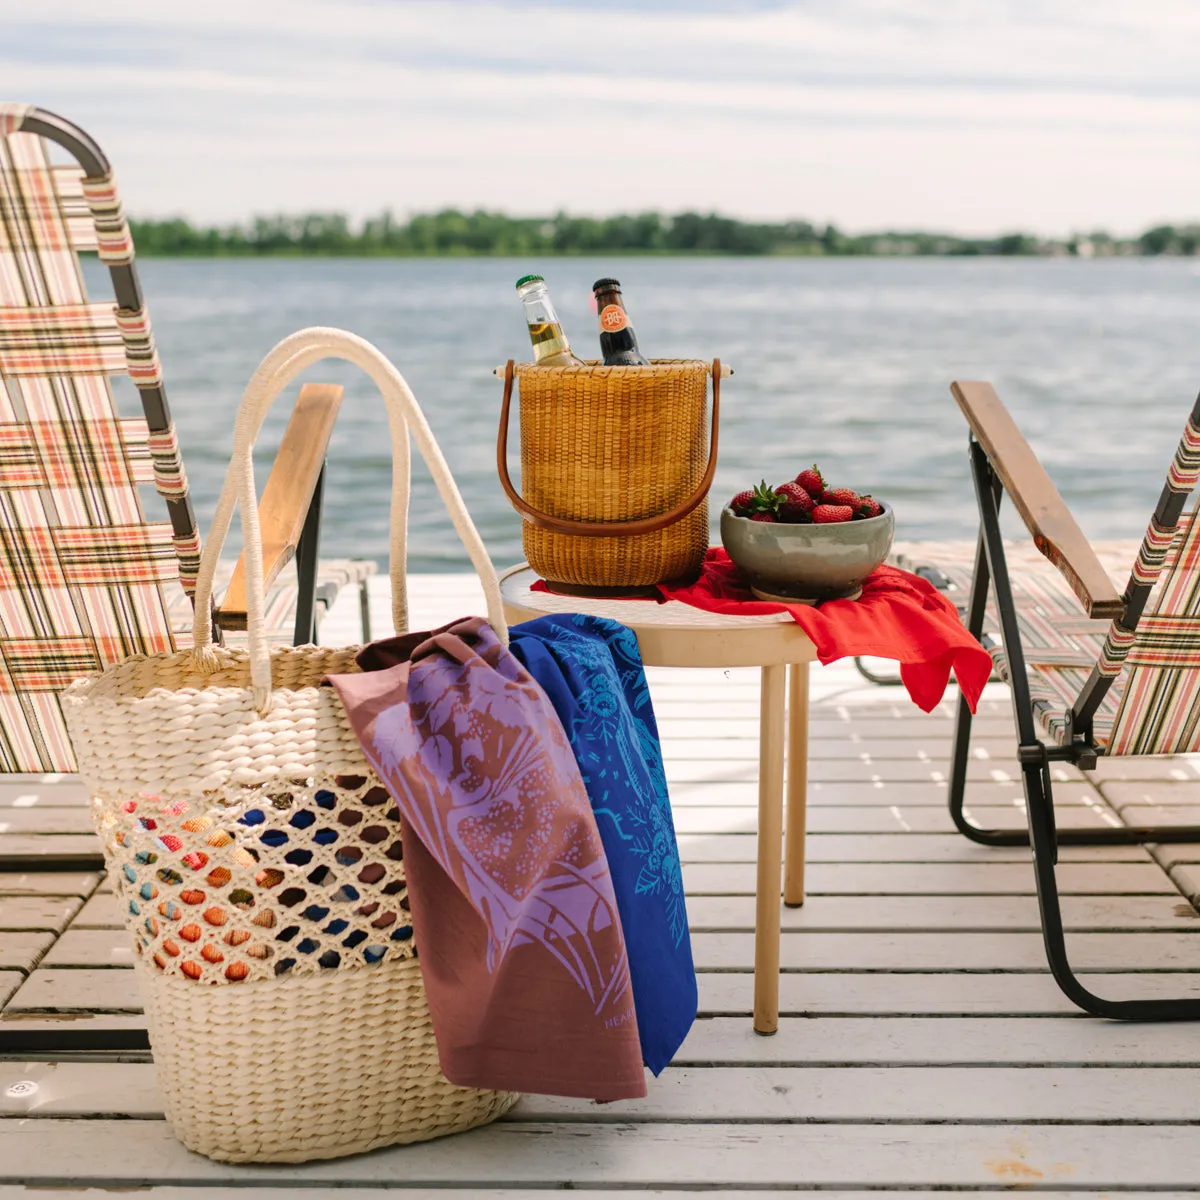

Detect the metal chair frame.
[{"left": 949, "top": 435, "right": 1200, "bottom": 1020}]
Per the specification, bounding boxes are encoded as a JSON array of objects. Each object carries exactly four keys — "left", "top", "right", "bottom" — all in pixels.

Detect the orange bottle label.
[{"left": 598, "top": 304, "right": 629, "bottom": 333}]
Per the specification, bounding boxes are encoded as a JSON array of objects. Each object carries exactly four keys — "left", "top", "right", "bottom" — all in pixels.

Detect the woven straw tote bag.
[
  {"left": 61, "top": 327, "right": 519, "bottom": 1164},
  {"left": 496, "top": 359, "right": 723, "bottom": 593}
]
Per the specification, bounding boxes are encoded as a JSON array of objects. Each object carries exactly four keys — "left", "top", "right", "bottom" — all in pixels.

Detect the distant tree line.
[{"left": 125, "top": 210, "right": 1200, "bottom": 258}]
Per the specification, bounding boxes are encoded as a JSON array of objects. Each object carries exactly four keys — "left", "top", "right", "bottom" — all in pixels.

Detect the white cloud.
[{"left": 7, "top": 0, "right": 1198, "bottom": 233}]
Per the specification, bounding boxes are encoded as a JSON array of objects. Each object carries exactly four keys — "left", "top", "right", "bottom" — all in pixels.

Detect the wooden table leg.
[
  {"left": 784, "top": 661, "right": 810, "bottom": 908},
  {"left": 754, "top": 663, "right": 787, "bottom": 1036}
]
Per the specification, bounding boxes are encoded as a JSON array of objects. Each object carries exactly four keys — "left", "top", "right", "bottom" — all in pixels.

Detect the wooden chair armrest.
[
  {"left": 215, "top": 382, "right": 344, "bottom": 631},
  {"left": 951, "top": 380, "right": 1124, "bottom": 620}
]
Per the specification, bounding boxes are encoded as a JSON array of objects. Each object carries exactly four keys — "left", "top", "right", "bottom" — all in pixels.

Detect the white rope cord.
[{"left": 191, "top": 328, "right": 506, "bottom": 710}]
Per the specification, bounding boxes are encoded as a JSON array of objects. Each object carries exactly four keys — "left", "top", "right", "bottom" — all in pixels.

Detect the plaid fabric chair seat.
[
  {"left": 893, "top": 538, "right": 1139, "bottom": 747},
  {"left": 990, "top": 639, "right": 1121, "bottom": 749},
  {"left": 895, "top": 530, "right": 1195, "bottom": 753}
]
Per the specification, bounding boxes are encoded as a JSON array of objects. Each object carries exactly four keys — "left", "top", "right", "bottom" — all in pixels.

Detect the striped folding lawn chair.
[
  {"left": 0, "top": 104, "right": 374, "bottom": 792},
  {"left": 0, "top": 104, "right": 380, "bottom": 1057},
  {"left": 945, "top": 379, "right": 1200, "bottom": 1019}
]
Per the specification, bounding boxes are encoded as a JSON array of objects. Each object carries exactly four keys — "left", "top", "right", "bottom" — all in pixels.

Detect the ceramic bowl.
[{"left": 719, "top": 502, "right": 895, "bottom": 602}]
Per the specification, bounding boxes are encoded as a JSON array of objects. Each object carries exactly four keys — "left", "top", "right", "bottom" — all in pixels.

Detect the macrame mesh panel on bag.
[{"left": 94, "top": 771, "right": 414, "bottom": 986}]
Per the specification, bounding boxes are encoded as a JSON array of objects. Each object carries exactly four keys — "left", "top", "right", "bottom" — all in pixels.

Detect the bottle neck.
[
  {"left": 519, "top": 281, "right": 560, "bottom": 328},
  {"left": 595, "top": 289, "right": 633, "bottom": 337},
  {"left": 594, "top": 288, "right": 625, "bottom": 321},
  {"left": 520, "top": 282, "right": 580, "bottom": 364}
]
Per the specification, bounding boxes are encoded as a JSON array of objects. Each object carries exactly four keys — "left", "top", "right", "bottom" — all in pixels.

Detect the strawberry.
[
  {"left": 731, "top": 480, "right": 782, "bottom": 519},
  {"left": 795, "top": 465, "right": 825, "bottom": 496},
  {"left": 812, "top": 504, "right": 853, "bottom": 524},
  {"left": 773, "top": 481, "right": 815, "bottom": 521},
  {"left": 730, "top": 488, "right": 757, "bottom": 514},
  {"left": 857, "top": 495, "right": 883, "bottom": 519},
  {"left": 749, "top": 511, "right": 777, "bottom": 523},
  {"left": 821, "top": 487, "right": 861, "bottom": 509}
]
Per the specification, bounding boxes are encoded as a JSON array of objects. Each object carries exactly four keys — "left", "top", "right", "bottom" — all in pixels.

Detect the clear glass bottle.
[{"left": 515, "top": 274, "right": 585, "bottom": 366}]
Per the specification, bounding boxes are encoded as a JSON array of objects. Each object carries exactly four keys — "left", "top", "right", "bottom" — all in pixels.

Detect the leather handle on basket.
[{"left": 496, "top": 359, "right": 721, "bottom": 538}]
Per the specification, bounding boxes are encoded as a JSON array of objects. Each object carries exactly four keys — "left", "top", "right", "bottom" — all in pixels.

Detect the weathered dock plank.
[
  {"left": 13, "top": 964, "right": 1200, "bottom": 1021},
  {"left": 0, "top": 809, "right": 92, "bottom": 834},
  {"left": 686, "top": 893, "right": 1199, "bottom": 931},
  {"left": 695, "top": 969, "right": 1200, "bottom": 1015},
  {"left": 0, "top": 872, "right": 100, "bottom": 898},
  {"left": 39, "top": 930, "right": 136, "bottom": 968},
  {"left": 683, "top": 859, "right": 1174, "bottom": 894},
  {"left": 0, "top": 931, "right": 54, "bottom": 973},
  {"left": 2, "top": 1120, "right": 1200, "bottom": 1189},
  {"left": 670, "top": 802, "right": 1117, "bottom": 835},
  {"left": 0, "top": 973, "right": 21, "bottom": 1007},
  {"left": 690, "top": 929, "right": 1200, "bottom": 971},
  {"left": 0, "top": 834, "right": 103, "bottom": 861},
  {"left": 668, "top": 777, "right": 1104, "bottom": 806},
  {"left": 4, "top": 968, "right": 142, "bottom": 1012},
  {"left": 675, "top": 1016, "right": 1200, "bottom": 1066},
  {"left": 40, "top": 925, "right": 1198, "bottom": 974},
  {"left": 0, "top": 896, "right": 82, "bottom": 931},
  {"left": 677, "top": 832, "right": 1153, "bottom": 862},
  {"left": 6, "top": 1060, "right": 1200, "bottom": 1124}
]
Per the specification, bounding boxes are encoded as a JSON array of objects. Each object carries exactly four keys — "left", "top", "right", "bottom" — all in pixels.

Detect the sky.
[{"left": 7, "top": 0, "right": 1199, "bottom": 235}]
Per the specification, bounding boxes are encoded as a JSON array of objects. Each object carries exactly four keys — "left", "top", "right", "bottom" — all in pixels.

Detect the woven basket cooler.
[
  {"left": 497, "top": 359, "right": 723, "bottom": 591},
  {"left": 61, "top": 328, "right": 519, "bottom": 1164}
]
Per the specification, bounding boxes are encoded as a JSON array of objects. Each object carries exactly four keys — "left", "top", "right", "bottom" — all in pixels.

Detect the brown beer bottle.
[{"left": 592, "top": 278, "right": 649, "bottom": 366}]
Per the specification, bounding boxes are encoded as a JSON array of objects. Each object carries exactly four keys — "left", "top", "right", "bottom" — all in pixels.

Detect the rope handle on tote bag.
[
  {"left": 190, "top": 327, "right": 507, "bottom": 712},
  {"left": 495, "top": 359, "right": 722, "bottom": 538}
]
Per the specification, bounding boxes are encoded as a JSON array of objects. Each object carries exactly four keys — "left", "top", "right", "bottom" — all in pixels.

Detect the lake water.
[{"left": 91, "top": 257, "right": 1200, "bottom": 573}]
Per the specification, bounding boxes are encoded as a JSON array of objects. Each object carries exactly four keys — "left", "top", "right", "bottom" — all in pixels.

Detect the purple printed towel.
[{"left": 327, "top": 617, "right": 647, "bottom": 1102}]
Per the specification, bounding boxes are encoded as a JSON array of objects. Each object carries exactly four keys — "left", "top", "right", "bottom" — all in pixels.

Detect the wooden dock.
[{"left": 3, "top": 570, "right": 1200, "bottom": 1195}]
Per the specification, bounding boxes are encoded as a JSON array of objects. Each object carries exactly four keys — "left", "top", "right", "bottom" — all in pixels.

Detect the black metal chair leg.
[
  {"left": 1022, "top": 757, "right": 1200, "bottom": 1020},
  {"left": 359, "top": 577, "right": 372, "bottom": 642},
  {"left": 292, "top": 463, "right": 326, "bottom": 646},
  {"left": 949, "top": 529, "right": 1002, "bottom": 845}
]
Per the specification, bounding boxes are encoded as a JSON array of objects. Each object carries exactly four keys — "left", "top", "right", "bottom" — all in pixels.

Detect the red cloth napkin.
[{"left": 533, "top": 549, "right": 991, "bottom": 714}]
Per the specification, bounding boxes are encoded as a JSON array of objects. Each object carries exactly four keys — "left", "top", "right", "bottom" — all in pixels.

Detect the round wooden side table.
[{"left": 500, "top": 564, "right": 818, "bottom": 1035}]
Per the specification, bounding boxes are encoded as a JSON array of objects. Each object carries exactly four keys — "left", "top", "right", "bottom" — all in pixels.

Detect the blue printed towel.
[{"left": 509, "top": 613, "right": 697, "bottom": 1074}]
